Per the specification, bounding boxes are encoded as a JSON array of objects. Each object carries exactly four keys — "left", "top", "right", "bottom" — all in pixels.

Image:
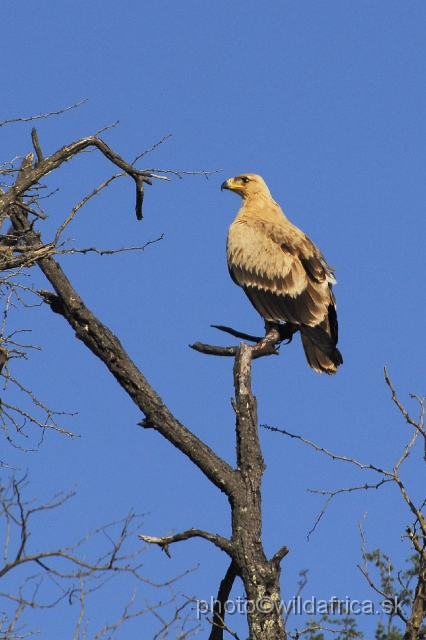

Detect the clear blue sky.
[{"left": 1, "top": 2, "right": 426, "bottom": 637}]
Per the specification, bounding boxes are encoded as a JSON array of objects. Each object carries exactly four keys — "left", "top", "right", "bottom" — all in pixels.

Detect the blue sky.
[{"left": 1, "top": 2, "right": 426, "bottom": 637}]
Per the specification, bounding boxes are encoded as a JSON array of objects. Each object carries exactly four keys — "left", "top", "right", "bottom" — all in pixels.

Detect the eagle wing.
[{"left": 227, "top": 217, "right": 333, "bottom": 325}]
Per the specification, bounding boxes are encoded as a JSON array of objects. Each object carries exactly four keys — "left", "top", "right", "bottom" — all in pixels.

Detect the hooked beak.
[{"left": 221, "top": 179, "right": 231, "bottom": 192}]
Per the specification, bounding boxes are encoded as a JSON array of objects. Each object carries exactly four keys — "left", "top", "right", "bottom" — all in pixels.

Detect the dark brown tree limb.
[
  {"left": 33, "top": 247, "right": 288, "bottom": 638},
  {"left": 0, "top": 135, "right": 164, "bottom": 220},
  {"left": 7, "top": 207, "right": 237, "bottom": 496},
  {"left": 208, "top": 560, "right": 239, "bottom": 640}
]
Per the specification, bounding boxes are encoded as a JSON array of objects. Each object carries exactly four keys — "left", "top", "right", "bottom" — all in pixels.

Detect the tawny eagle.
[{"left": 221, "top": 173, "right": 343, "bottom": 374}]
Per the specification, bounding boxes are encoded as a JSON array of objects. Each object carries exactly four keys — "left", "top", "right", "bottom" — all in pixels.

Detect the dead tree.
[{"left": 0, "top": 111, "right": 291, "bottom": 639}]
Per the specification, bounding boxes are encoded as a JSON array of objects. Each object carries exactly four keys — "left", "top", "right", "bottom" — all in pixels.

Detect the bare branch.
[
  {"left": 54, "top": 173, "right": 125, "bottom": 242},
  {"left": 307, "top": 480, "right": 391, "bottom": 540},
  {"left": 55, "top": 235, "right": 164, "bottom": 257},
  {"left": 208, "top": 561, "right": 239, "bottom": 640},
  {"left": 190, "top": 343, "right": 238, "bottom": 358},
  {"left": 0, "top": 100, "right": 88, "bottom": 128},
  {"left": 385, "top": 367, "right": 426, "bottom": 438},
  {"left": 139, "top": 529, "right": 234, "bottom": 558},
  {"left": 92, "top": 120, "right": 120, "bottom": 137},
  {"left": 142, "top": 167, "right": 222, "bottom": 179},
  {"left": 132, "top": 134, "right": 173, "bottom": 164},
  {"left": 262, "top": 423, "right": 390, "bottom": 475},
  {"left": 0, "top": 135, "right": 166, "bottom": 220}
]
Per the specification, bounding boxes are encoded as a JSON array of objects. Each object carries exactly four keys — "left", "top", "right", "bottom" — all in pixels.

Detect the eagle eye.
[{"left": 241, "top": 177, "right": 250, "bottom": 184}]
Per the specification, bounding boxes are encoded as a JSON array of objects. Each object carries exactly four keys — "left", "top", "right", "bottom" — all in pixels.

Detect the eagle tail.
[{"left": 299, "top": 327, "right": 343, "bottom": 375}]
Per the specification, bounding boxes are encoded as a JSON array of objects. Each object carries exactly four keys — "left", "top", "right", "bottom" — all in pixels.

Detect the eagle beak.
[{"left": 221, "top": 179, "right": 231, "bottom": 192}]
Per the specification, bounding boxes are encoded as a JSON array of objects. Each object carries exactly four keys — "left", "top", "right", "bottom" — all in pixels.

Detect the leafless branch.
[
  {"left": 54, "top": 172, "right": 126, "bottom": 242},
  {"left": 262, "top": 423, "right": 389, "bottom": 474},
  {"left": 141, "top": 167, "right": 222, "bottom": 179},
  {"left": 0, "top": 100, "right": 88, "bottom": 128},
  {"left": 357, "top": 522, "right": 408, "bottom": 625},
  {"left": 92, "top": 120, "right": 120, "bottom": 137},
  {"left": 0, "top": 475, "right": 199, "bottom": 638},
  {"left": 54, "top": 235, "right": 164, "bottom": 257},
  {"left": 385, "top": 367, "right": 426, "bottom": 439},
  {"left": 148, "top": 590, "right": 201, "bottom": 640},
  {"left": 139, "top": 529, "right": 233, "bottom": 558},
  {"left": 0, "top": 115, "right": 298, "bottom": 639},
  {"left": 132, "top": 134, "right": 173, "bottom": 164},
  {"left": 307, "top": 479, "right": 391, "bottom": 540},
  {"left": 0, "top": 135, "right": 167, "bottom": 221},
  {"left": 207, "top": 560, "right": 239, "bottom": 640},
  {"left": 0, "top": 289, "right": 77, "bottom": 447},
  {"left": 284, "top": 571, "right": 309, "bottom": 631}
]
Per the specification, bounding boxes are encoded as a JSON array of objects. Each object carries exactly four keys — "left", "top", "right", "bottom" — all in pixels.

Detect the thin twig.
[
  {"left": 132, "top": 134, "right": 173, "bottom": 165},
  {"left": 55, "top": 235, "right": 164, "bottom": 257},
  {"left": 0, "top": 100, "right": 88, "bottom": 128}
]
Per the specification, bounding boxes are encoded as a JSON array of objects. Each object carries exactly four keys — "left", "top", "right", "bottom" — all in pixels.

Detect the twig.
[
  {"left": 384, "top": 367, "right": 426, "bottom": 438},
  {"left": 54, "top": 173, "right": 125, "bottom": 242},
  {"left": 92, "top": 121, "right": 119, "bottom": 137},
  {"left": 132, "top": 134, "right": 173, "bottom": 164},
  {"left": 0, "top": 99, "right": 88, "bottom": 128},
  {"left": 262, "top": 424, "right": 389, "bottom": 474},
  {"left": 55, "top": 236, "right": 164, "bottom": 257},
  {"left": 283, "top": 570, "right": 308, "bottom": 627},
  {"left": 142, "top": 167, "right": 222, "bottom": 179},
  {"left": 307, "top": 480, "right": 390, "bottom": 540}
]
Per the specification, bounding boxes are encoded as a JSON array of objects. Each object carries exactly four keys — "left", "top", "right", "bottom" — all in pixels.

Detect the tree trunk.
[{"left": 230, "top": 343, "right": 286, "bottom": 639}]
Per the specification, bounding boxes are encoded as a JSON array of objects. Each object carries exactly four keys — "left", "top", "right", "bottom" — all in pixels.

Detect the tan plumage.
[{"left": 222, "top": 173, "right": 343, "bottom": 374}]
